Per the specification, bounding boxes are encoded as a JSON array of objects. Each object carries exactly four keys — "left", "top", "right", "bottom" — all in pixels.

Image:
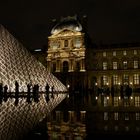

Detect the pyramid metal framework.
[
  {"left": 0, "top": 25, "right": 67, "bottom": 140},
  {"left": 0, "top": 25, "right": 67, "bottom": 92}
]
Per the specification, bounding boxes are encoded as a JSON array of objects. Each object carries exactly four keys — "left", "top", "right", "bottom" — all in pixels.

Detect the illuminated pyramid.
[
  {"left": 0, "top": 25, "right": 67, "bottom": 92},
  {"left": 0, "top": 25, "right": 67, "bottom": 140}
]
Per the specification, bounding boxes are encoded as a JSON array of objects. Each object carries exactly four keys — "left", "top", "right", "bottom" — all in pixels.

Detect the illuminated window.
[
  {"left": 135, "top": 97, "right": 140, "bottom": 107},
  {"left": 103, "top": 52, "right": 106, "bottom": 57},
  {"left": 113, "top": 62, "right": 117, "bottom": 69},
  {"left": 124, "top": 100, "right": 130, "bottom": 107},
  {"left": 123, "top": 50, "right": 127, "bottom": 55},
  {"left": 104, "top": 112, "right": 108, "bottom": 120},
  {"left": 134, "top": 50, "right": 137, "bottom": 55},
  {"left": 103, "top": 75, "right": 108, "bottom": 85},
  {"left": 123, "top": 61, "right": 127, "bottom": 69},
  {"left": 80, "top": 111, "right": 86, "bottom": 122},
  {"left": 51, "top": 41, "right": 59, "bottom": 49},
  {"left": 64, "top": 40, "right": 68, "bottom": 47},
  {"left": 74, "top": 38, "right": 81, "bottom": 48},
  {"left": 134, "top": 60, "right": 138, "bottom": 69},
  {"left": 113, "top": 75, "right": 118, "bottom": 85},
  {"left": 113, "top": 51, "right": 116, "bottom": 56},
  {"left": 136, "top": 113, "right": 140, "bottom": 120},
  {"left": 114, "top": 112, "right": 118, "bottom": 120},
  {"left": 56, "top": 111, "right": 61, "bottom": 122},
  {"left": 103, "top": 62, "right": 107, "bottom": 70},
  {"left": 114, "top": 97, "right": 119, "bottom": 106},
  {"left": 123, "top": 74, "right": 129, "bottom": 85},
  {"left": 125, "top": 113, "right": 129, "bottom": 120},
  {"left": 68, "top": 111, "right": 75, "bottom": 122},
  {"left": 134, "top": 74, "right": 139, "bottom": 85},
  {"left": 104, "top": 97, "right": 109, "bottom": 107}
]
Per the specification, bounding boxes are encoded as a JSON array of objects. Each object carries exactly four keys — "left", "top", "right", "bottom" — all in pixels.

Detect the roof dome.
[{"left": 51, "top": 16, "right": 82, "bottom": 34}]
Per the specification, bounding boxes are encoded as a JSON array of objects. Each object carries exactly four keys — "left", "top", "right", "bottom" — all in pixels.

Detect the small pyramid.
[{"left": 0, "top": 25, "right": 67, "bottom": 92}]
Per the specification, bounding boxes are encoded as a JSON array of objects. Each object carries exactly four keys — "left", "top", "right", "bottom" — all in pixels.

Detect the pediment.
[{"left": 50, "top": 29, "right": 82, "bottom": 37}]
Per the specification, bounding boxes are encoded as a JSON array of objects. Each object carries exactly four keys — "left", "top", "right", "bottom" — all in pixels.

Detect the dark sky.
[{"left": 1, "top": 0, "right": 140, "bottom": 50}]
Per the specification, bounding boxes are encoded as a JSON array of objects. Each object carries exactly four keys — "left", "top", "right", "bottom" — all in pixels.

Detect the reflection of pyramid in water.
[{"left": 0, "top": 25, "right": 67, "bottom": 92}]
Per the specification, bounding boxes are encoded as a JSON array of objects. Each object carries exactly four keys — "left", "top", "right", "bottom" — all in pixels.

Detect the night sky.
[{"left": 1, "top": 0, "right": 140, "bottom": 50}]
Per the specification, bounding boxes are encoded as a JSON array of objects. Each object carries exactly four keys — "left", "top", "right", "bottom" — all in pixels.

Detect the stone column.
[
  {"left": 80, "top": 59, "right": 86, "bottom": 72},
  {"left": 56, "top": 60, "right": 60, "bottom": 72},
  {"left": 47, "top": 61, "right": 51, "bottom": 72},
  {"left": 69, "top": 59, "right": 74, "bottom": 72}
]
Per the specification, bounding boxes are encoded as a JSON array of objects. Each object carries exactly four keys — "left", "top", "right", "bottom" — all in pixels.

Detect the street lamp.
[{"left": 130, "top": 82, "right": 133, "bottom": 85}]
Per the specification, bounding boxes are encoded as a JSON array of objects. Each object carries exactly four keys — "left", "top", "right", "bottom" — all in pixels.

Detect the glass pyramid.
[
  {"left": 0, "top": 25, "right": 67, "bottom": 140},
  {"left": 0, "top": 25, "right": 67, "bottom": 92}
]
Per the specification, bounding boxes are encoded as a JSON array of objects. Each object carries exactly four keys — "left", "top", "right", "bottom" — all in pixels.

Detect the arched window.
[
  {"left": 64, "top": 40, "right": 68, "bottom": 47},
  {"left": 63, "top": 61, "right": 69, "bottom": 72}
]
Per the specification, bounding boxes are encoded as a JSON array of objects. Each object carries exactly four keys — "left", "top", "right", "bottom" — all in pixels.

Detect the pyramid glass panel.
[{"left": 0, "top": 25, "right": 67, "bottom": 92}]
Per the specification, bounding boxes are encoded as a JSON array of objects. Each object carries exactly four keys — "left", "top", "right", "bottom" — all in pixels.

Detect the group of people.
[{"left": 0, "top": 81, "right": 55, "bottom": 104}]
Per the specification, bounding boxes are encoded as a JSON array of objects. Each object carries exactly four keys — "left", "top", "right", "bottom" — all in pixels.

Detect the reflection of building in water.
[
  {"left": 47, "top": 110, "right": 86, "bottom": 140},
  {"left": 45, "top": 92, "right": 140, "bottom": 138},
  {"left": 86, "top": 93, "right": 140, "bottom": 136}
]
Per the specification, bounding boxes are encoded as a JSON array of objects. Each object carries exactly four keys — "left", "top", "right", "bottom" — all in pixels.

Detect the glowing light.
[
  {"left": 130, "top": 96, "right": 133, "bottom": 100},
  {"left": 95, "top": 96, "right": 98, "bottom": 100},
  {"left": 67, "top": 94, "right": 69, "bottom": 98},
  {"left": 118, "top": 83, "right": 120, "bottom": 85},
  {"left": 80, "top": 111, "right": 86, "bottom": 113},
  {"left": 119, "top": 96, "right": 121, "bottom": 100},
  {"left": 106, "top": 83, "right": 109, "bottom": 85},
  {"left": 130, "top": 82, "right": 133, "bottom": 85},
  {"left": 67, "top": 84, "right": 70, "bottom": 88},
  {"left": 107, "top": 96, "right": 109, "bottom": 100},
  {"left": 95, "top": 83, "right": 98, "bottom": 86},
  {"left": 34, "top": 49, "right": 42, "bottom": 52}
]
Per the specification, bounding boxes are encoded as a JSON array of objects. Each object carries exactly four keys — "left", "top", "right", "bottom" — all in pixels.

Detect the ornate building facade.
[
  {"left": 47, "top": 16, "right": 86, "bottom": 91},
  {"left": 88, "top": 43, "right": 140, "bottom": 93},
  {"left": 46, "top": 16, "right": 140, "bottom": 93}
]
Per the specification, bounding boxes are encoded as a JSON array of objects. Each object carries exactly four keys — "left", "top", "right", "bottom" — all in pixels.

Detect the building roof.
[{"left": 51, "top": 16, "right": 82, "bottom": 35}]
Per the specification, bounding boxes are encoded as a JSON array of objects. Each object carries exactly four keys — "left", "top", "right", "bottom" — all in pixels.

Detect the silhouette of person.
[
  {"left": 45, "top": 83, "right": 49, "bottom": 95},
  {"left": 14, "top": 97, "right": 19, "bottom": 106},
  {"left": 3, "top": 85, "right": 8, "bottom": 102},
  {"left": 51, "top": 86, "right": 54, "bottom": 98},
  {"left": 45, "top": 94, "right": 50, "bottom": 103},
  {"left": 27, "top": 83, "right": 31, "bottom": 103},
  {"left": 33, "top": 84, "right": 39, "bottom": 102},
  {"left": 0, "top": 83, "right": 3, "bottom": 104},
  {"left": 0, "top": 83, "right": 3, "bottom": 93},
  {"left": 15, "top": 81, "right": 19, "bottom": 97},
  {"left": 45, "top": 83, "right": 50, "bottom": 103}
]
